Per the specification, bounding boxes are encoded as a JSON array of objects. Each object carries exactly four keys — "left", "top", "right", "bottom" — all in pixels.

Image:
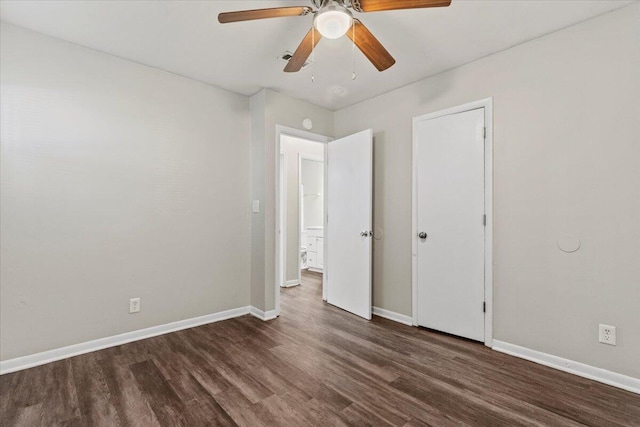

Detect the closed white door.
[
  {"left": 326, "top": 129, "right": 373, "bottom": 319},
  {"left": 415, "top": 108, "right": 485, "bottom": 341}
]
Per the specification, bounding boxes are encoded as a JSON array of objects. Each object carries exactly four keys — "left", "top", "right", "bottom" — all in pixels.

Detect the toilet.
[{"left": 300, "top": 232, "right": 308, "bottom": 269}]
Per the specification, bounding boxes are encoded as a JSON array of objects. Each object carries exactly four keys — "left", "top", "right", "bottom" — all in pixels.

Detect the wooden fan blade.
[
  {"left": 352, "top": 0, "right": 451, "bottom": 13},
  {"left": 218, "top": 6, "right": 312, "bottom": 24},
  {"left": 346, "top": 20, "right": 395, "bottom": 71},
  {"left": 284, "top": 28, "right": 322, "bottom": 72}
]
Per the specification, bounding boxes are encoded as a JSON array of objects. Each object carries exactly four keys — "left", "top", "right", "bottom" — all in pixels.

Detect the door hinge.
[
  {"left": 483, "top": 214, "right": 487, "bottom": 226},
  {"left": 483, "top": 302, "right": 486, "bottom": 313},
  {"left": 483, "top": 127, "right": 487, "bottom": 139}
]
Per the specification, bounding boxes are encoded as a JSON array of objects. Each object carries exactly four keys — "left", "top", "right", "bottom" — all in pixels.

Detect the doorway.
[
  {"left": 279, "top": 134, "right": 325, "bottom": 291},
  {"left": 275, "top": 126, "right": 374, "bottom": 320},
  {"left": 276, "top": 127, "right": 331, "bottom": 316},
  {"left": 412, "top": 98, "right": 493, "bottom": 346},
  {"left": 300, "top": 155, "right": 325, "bottom": 276}
]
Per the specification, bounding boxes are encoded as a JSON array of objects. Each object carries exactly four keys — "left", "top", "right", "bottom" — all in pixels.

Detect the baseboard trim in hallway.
[
  {"left": 492, "top": 340, "right": 640, "bottom": 394},
  {"left": 281, "top": 279, "right": 300, "bottom": 287},
  {"left": 249, "top": 306, "right": 278, "bottom": 321},
  {"left": 0, "top": 305, "right": 255, "bottom": 375},
  {"left": 372, "top": 306, "right": 413, "bottom": 326}
]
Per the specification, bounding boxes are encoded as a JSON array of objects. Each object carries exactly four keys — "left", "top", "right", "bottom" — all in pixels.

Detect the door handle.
[
  {"left": 360, "top": 230, "right": 372, "bottom": 237},
  {"left": 418, "top": 232, "right": 427, "bottom": 239}
]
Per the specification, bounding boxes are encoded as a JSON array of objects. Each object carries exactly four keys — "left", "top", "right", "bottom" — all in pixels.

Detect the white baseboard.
[
  {"left": 281, "top": 279, "right": 300, "bottom": 288},
  {"left": 492, "top": 340, "right": 640, "bottom": 394},
  {"left": 250, "top": 306, "right": 278, "bottom": 321},
  {"left": 372, "top": 306, "right": 413, "bottom": 326},
  {"left": 0, "top": 306, "right": 251, "bottom": 375}
]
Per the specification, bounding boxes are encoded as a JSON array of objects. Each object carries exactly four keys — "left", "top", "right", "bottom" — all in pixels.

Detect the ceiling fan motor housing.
[
  {"left": 348, "top": 0, "right": 363, "bottom": 12},
  {"left": 312, "top": 0, "right": 352, "bottom": 9},
  {"left": 314, "top": 1, "right": 353, "bottom": 39}
]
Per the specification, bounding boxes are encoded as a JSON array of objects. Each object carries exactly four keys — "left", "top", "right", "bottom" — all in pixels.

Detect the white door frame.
[
  {"left": 275, "top": 125, "right": 332, "bottom": 316},
  {"left": 279, "top": 152, "right": 289, "bottom": 287},
  {"left": 298, "top": 154, "right": 324, "bottom": 279},
  {"left": 411, "top": 97, "right": 494, "bottom": 347}
]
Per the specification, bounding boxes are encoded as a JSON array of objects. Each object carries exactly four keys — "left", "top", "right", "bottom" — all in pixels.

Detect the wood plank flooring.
[{"left": 1, "top": 270, "right": 639, "bottom": 426}]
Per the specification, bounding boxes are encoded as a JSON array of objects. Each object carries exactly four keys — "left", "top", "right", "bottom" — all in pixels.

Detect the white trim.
[
  {"left": 412, "top": 114, "right": 419, "bottom": 328},
  {"left": 372, "top": 307, "right": 413, "bottom": 326},
  {"left": 484, "top": 100, "right": 494, "bottom": 347},
  {"left": 275, "top": 125, "right": 332, "bottom": 318},
  {"left": 282, "top": 279, "right": 300, "bottom": 287},
  {"left": 411, "top": 97, "right": 493, "bottom": 347},
  {"left": 412, "top": 97, "right": 494, "bottom": 347},
  {"left": 0, "top": 306, "right": 251, "bottom": 375},
  {"left": 322, "top": 141, "right": 329, "bottom": 301},
  {"left": 492, "top": 340, "right": 640, "bottom": 395},
  {"left": 279, "top": 152, "right": 288, "bottom": 288},
  {"left": 249, "top": 306, "right": 278, "bottom": 321},
  {"left": 298, "top": 154, "right": 302, "bottom": 284}
]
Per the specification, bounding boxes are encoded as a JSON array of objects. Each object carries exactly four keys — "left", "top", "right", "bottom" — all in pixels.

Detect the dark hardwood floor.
[{"left": 1, "top": 270, "right": 639, "bottom": 426}]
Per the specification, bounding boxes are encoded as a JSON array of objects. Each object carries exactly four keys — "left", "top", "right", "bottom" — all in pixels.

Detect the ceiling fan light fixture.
[{"left": 314, "top": 3, "right": 353, "bottom": 39}]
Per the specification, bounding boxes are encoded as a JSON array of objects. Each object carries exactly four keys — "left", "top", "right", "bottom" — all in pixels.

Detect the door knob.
[{"left": 418, "top": 232, "right": 427, "bottom": 239}]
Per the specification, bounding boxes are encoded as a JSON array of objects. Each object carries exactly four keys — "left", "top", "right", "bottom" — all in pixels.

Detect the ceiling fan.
[{"left": 218, "top": 0, "right": 451, "bottom": 73}]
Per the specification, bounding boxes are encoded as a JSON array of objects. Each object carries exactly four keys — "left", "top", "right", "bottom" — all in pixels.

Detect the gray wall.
[
  {"left": 250, "top": 91, "right": 267, "bottom": 311},
  {"left": 0, "top": 23, "right": 252, "bottom": 361},
  {"left": 250, "top": 89, "right": 333, "bottom": 311},
  {"left": 334, "top": 4, "right": 640, "bottom": 378}
]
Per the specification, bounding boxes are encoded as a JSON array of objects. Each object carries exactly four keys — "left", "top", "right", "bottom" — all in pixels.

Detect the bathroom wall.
[{"left": 301, "top": 158, "right": 324, "bottom": 230}]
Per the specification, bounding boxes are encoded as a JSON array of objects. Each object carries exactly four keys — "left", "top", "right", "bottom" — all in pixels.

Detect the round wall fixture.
[
  {"left": 374, "top": 228, "right": 384, "bottom": 240},
  {"left": 557, "top": 234, "right": 581, "bottom": 253},
  {"left": 302, "top": 118, "right": 313, "bottom": 130}
]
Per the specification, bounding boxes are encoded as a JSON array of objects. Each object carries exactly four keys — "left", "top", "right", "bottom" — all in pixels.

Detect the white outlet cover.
[{"left": 599, "top": 324, "right": 616, "bottom": 346}]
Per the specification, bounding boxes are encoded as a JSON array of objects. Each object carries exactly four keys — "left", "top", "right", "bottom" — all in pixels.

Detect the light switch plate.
[
  {"left": 129, "top": 298, "right": 141, "bottom": 313},
  {"left": 252, "top": 200, "right": 260, "bottom": 213}
]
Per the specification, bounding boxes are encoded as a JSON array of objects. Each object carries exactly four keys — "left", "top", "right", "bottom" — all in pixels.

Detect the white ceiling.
[{"left": 0, "top": 0, "right": 634, "bottom": 110}]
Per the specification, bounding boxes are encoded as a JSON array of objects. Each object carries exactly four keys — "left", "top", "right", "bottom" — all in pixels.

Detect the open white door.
[{"left": 326, "top": 129, "right": 373, "bottom": 319}]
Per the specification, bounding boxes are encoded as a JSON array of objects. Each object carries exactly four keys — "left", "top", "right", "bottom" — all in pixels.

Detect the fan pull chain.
[
  {"left": 351, "top": 23, "right": 357, "bottom": 80},
  {"left": 311, "top": 25, "right": 315, "bottom": 83}
]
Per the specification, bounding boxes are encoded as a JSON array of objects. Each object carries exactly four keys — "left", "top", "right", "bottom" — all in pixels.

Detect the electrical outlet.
[
  {"left": 599, "top": 324, "right": 616, "bottom": 346},
  {"left": 129, "top": 298, "right": 141, "bottom": 314}
]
